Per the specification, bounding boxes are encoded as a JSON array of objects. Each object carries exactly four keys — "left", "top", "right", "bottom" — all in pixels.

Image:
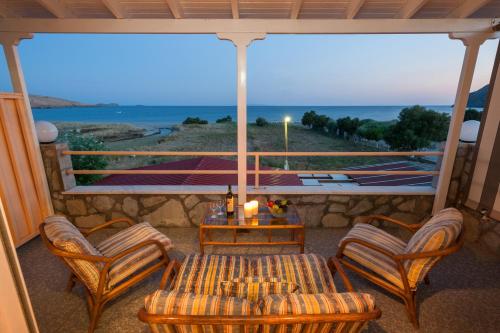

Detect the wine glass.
[
  {"left": 216, "top": 200, "right": 225, "bottom": 215},
  {"left": 209, "top": 202, "right": 218, "bottom": 218}
]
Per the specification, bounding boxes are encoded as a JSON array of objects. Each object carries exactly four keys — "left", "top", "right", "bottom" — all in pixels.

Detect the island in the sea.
[{"left": 29, "top": 94, "right": 118, "bottom": 109}]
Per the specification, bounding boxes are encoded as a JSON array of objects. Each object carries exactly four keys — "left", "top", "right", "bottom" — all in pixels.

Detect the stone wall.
[
  {"left": 54, "top": 193, "right": 434, "bottom": 229},
  {"left": 446, "top": 142, "right": 475, "bottom": 206}
]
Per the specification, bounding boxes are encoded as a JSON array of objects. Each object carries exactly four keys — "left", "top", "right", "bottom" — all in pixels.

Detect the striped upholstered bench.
[{"left": 139, "top": 253, "right": 381, "bottom": 333}]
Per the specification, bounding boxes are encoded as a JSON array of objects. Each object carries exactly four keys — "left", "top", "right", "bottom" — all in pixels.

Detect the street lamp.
[{"left": 284, "top": 116, "right": 291, "bottom": 170}]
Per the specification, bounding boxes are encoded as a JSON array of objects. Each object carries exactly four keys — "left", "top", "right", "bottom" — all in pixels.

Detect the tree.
[
  {"left": 183, "top": 117, "right": 208, "bottom": 125},
  {"left": 336, "top": 117, "right": 360, "bottom": 137},
  {"left": 311, "top": 114, "right": 330, "bottom": 131},
  {"left": 255, "top": 117, "right": 269, "bottom": 127},
  {"left": 464, "top": 108, "right": 482, "bottom": 121},
  {"left": 61, "top": 130, "right": 108, "bottom": 185},
  {"left": 216, "top": 115, "right": 232, "bottom": 123},
  {"left": 326, "top": 120, "right": 337, "bottom": 136},
  {"left": 384, "top": 105, "right": 450, "bottom": 151},
  {"left": 301, "top": 110, "right": 317, "bottom": 128}
]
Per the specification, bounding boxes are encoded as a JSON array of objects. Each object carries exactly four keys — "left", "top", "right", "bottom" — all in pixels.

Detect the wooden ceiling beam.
[
  {"left": 395, "top": 0, "right": 429, "bottom": 19},
  {"left": 231, "top": 0, "right": 239, "bottom": 19},
  {"left": 346, "top": 0, "right": 366, "bottom": 19},
  {"left": 165, "top": 0, "right": 184, "bottom": 19},
  {"left": 0, "top": 18, "right": 494, "bottom": 34},
  {"left": 290, "top": 0, "right": 304, "bottom": 19},
  {"left": 448, "top": 0, "right": 491, "bottom": 19},
  {"left": 35, "top": 0, "right": 74, "bottom": 18},
  {"left": 101, "top": 0, "right": 126, "bottom": 19}
]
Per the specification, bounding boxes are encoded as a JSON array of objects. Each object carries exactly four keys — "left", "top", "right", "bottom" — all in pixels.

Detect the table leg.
[
  {"left": 290, "top": 229, "right": 295, "bottom": 241},
  {"left": 267, "top": 230, "right": 272, "bottom": 243},
  {"left": 233, "top": 229, "right": 237, "bottom": 243},
  {"left": 300, "top": 229, "right": 305, "bottom": 253}
]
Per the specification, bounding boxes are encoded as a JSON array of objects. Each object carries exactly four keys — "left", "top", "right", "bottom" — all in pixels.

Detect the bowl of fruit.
[{"left": 267, "top": 199, "right": 291, "bottom": 218}]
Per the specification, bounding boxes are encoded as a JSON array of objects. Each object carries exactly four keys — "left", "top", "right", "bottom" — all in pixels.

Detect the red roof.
[
  {"left": 93, "top": 156, "right": 302, "bottom": 186},
  {"left": 345, "top": 162, "right": 434, "bottom": 186}
]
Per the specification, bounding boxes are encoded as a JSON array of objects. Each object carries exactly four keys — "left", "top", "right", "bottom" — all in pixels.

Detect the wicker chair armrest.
[
  {"left": 79, "top": 218, "right": 135, "bottom": 236},
  {"left": 159, "top": 259, "right": 179, "bottom": 290},
  {"left": 328, "top": 257, "right": 354, "bottom": 292},
  {"left": 360, "top": 215, "right": 422, "bottom": 233}
]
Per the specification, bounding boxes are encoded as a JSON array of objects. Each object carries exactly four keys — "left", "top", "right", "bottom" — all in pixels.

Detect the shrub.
[
  {"left": 326, "top": 120, "right": 337, "bottom": 136},
  {"left": 301, "top": 110, "right": 317, "bottom": 128},
  {"left": 384, "top": 105, "right": 450, "bottom": 151},
  {"left": 60, "top": 130, "right": 108, "bottom": 185},
  {"left": 183, "top": 117, "right": 208, "bottom": 125},
  {"left": 216, "top": 115, "right": 232, "bottom": 123},
  {"left": 356, "top": 120, "right": 388, "bottom": 141},
  {"left": 255, "top": 117, "right": 269, "bottom": 127},
  {"left": 464, "top": 108, "right": 482, "bottom": 121}
]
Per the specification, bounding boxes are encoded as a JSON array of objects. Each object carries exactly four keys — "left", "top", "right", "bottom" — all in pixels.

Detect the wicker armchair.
[
  {"left": 40, "top": 215, "right": 173, "bottom": 333},
  {"left": 336, "top": 207, "right": 464, "bottom": 328}
]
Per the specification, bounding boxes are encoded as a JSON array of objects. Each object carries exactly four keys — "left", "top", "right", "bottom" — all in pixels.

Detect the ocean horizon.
[{"left": 32, "top": 105, "right": 460, "bottom": 127}]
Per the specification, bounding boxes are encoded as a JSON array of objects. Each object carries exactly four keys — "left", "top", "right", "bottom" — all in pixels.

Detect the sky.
[{"left": 0, "top": 33, "right": 497, "bottom": 106}]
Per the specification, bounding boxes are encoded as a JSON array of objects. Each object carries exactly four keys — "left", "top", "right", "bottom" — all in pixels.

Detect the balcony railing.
[{"left": 62, "top": 150, "right": 443, "bottom": 188}]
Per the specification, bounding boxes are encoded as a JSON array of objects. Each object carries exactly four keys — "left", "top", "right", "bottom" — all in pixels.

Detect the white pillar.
[
  {"left": 217, "top": 33, "right": 266, "bottom": 204},
  {"left": 0, "top": 33, "right": 54, "bottom": 217},
  {"left": 433, "top": 33, "right": 488, "bottom": 214}
]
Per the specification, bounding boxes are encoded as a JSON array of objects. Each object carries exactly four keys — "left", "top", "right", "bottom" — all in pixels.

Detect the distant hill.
[
  {"left": 29, "top": 95, "right": 117, "bottom": 108},
  {"left": 467, "top": 84, "right": 489, "bottom": 108}
]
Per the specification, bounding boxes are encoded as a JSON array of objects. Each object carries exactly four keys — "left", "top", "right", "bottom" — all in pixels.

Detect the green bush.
[
  {"left": 216, "top": 115, "right": 232, "bottom": 123},
  {"left": 183, "top": 117, "right": 208, "bottom": 125},
  {"left": 326, "top": 120, "right": 337, "bottom": 136},
  {"left": 356, "top": 120, "right": 388, "bottom": 141},
  {"left": 464, "top": 108, "right": 482, "bottom": 121},
  {"left": 384, "top": 105, "right": 450, "bottom": 151},
  {"left": 301, "top": 110, "right": 317, "bottom": 128},
  {"left": 61, "top": 131, "right": 108, "bottom": 185},
  {"left": 255, "top": 117, "right": 269, "bottom": 127},
  {"left": 301, "top": 110, "right": 330, "bottom": 131}
]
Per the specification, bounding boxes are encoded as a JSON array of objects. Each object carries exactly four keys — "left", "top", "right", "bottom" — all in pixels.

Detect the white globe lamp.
[
  {"left": 35, "top": 121, "right": 59, "bottom": 143},
  {"left": 459, "top": 120, "right": 480, "bottom": 143}
]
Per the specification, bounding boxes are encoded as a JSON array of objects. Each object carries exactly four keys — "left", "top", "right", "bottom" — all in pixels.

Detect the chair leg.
[
  {"left": 88, "top": 301, "right": 104, "bottom": 333},
  {"left": 66, "top": 273, "right": 76, "bottom": 292},
  {"left": 403, "top": 291, "right": 419, "bottom": 329}
]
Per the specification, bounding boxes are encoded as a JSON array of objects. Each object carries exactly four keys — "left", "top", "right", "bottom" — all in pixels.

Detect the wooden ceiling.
[{"left": 0, "top": 0, "right": 498, "bottom": 20}]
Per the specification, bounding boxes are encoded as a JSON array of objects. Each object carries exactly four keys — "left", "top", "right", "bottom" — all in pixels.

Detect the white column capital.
[
  {"left": 217, "top": 32, "right": 266, "bottom": 48},
  {"left": 448, "top": 32, "right": 497, "bottom": 47},
  {"left": 0, "top": 32, "right": 33, "bottom": 46}
]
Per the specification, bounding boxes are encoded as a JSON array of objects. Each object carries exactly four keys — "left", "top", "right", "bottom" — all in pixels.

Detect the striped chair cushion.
[
  {"left": 262, "top": 292, "right": 376, "bottom": 333},
  {"left": 405, "top": 208, "right": 463, "bottom": 287},
  {"left": 173, "top": 255, "right": 252, "bottom": 295},
  {"left": 44, "top": 215, "right": 103, "bottom": 294},
  {"left": 96, "top": 222, "right": 173, "bottom": 288},
  {"left": 218, "top": 277, "right": 299, "bottom": 302},
  {"left": 255, "top": 254, "right": 337, "bottom": 294},
  {"left": 145, "top": 290, "right": 261, "bottom": 333},
  {"left": 341, "top": 223, "right": 407, "bottom": 289}
]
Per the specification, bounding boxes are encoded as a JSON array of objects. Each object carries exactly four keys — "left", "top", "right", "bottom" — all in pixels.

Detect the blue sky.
[{"left": 0, "top": 34, "right": 497, "bottom": 106}]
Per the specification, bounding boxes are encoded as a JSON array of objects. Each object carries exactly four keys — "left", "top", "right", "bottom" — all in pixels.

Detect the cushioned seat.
[
  {"left": 97, "top": 222, "right": 173, "bottom": 287},
  {"left": 254, "top": 254, "right": 337, "bottom": 294},
  {"left": 173, "top": 254, "right": 252, "bottom": 295},
  {"left": 341, "top": 223, "right": 407, "bottom": 289}
]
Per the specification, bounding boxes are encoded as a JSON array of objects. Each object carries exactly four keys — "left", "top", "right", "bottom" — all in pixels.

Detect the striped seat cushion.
[
  {"left": 173, "top": 255, "right": 252, "bottom": 295},
  {"left": 262, "top": 292, "right": 375, "bottom": 333},
  {"left": 340, "top": 223, "right": 407, "bottom": 289},
  {"left": 255, "top": 254, "right": 337, "bottom": 294},
  {"left": 405, "top": 208, "right": 463, "bottom": 287},
  {"left": 218, "top": 277, "right": 299, "bottom": 302},
  {"left": 44, "top": 215, "right": 103, "bottom": 294},
  {"left": 97, "top": 222, "right": 173, "bottom": 288},
  {"left": 145, "top": 290, "right": 261, "bottom": 333}
]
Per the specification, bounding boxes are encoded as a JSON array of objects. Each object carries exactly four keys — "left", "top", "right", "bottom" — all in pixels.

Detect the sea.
[{"left": 32, "top": 105, "right": 457, "bottom": 127}]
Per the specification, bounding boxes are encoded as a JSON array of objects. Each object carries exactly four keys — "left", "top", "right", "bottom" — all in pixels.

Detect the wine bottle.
[{"left": 226, "top": 185, "right": 234, "bottom": 217}]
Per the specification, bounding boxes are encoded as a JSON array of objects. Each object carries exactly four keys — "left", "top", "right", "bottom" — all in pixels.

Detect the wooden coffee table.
[{"left": 199, "top": 205, "right": 304, "bottom": 254}]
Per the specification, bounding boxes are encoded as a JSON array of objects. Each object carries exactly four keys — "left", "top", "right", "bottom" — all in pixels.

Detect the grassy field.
[{"left": 58, "top": 122, "right": 408, "bottom": 171}]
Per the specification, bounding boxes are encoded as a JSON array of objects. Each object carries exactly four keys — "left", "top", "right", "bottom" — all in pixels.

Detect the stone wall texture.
[{"left": 446, "top": 143, "right": 475, "bottom": 206}]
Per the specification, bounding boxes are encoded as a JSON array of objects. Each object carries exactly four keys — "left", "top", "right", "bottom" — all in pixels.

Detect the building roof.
[
  {"left": 0, "top": 1, "right": 498, "bottom": 20},
  {"left": 93, "top": 156, "right": 302, "bottom": 186},
  {"left": 345, "top": 161, "right": 434, "bottom": 186}
]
